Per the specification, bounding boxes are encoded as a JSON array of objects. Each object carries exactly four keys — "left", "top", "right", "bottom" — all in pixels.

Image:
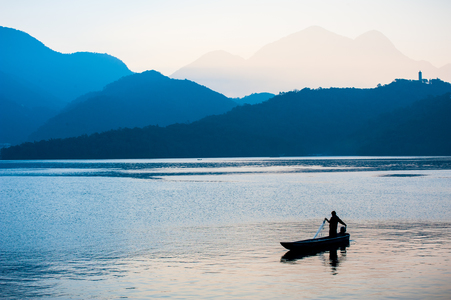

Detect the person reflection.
[
  {"left": 328, "top": 247, "right": 347, "bottom": 275},
  {"left": 329, "top": 248, "right": 339, "bottom": 274}
]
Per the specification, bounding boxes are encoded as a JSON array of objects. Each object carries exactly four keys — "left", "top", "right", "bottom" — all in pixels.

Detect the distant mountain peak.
[
  {"left": 353, "top": 29, "right": 406, "bottom": 59},
  {"left": 187, "top": 50, "right": 246, "bottom": 68},
  {"left": 102, "top": 70, "right": 170, "bottom": 93},
  {"left": 354, "top": 30, "right": 396, "bottom": 47},
  {"left": 120, "top": 69, "right": 167, "bottom": 81},
  {"left": 0, "top": 26, "right": 133, "bottom": 103},
  {"left": 293, "top": 26, "right": 347, "bottom": 38},
  {"left": 0, "top": 26, "right": 50, "bottom": 53},
  {"left": 172, "top": 26, "right": 449, "bottom": 97},
  {"left": 251, "top": 26, "right": 350, "bottom": 57}
]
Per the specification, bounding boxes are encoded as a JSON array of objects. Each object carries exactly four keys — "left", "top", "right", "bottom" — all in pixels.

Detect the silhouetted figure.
[{"left": 324, "top": 211, "right": 346, "bottom": 237}]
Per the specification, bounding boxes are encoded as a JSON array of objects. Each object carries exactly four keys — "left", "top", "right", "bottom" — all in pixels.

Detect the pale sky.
[{"left": 1, "top": 0, "right": 450, "bottom": 75}]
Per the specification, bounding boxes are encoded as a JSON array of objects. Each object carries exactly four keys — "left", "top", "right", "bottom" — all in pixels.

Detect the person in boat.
[{"left": 324, "top": 211, "right": 347, "bottom": 237}]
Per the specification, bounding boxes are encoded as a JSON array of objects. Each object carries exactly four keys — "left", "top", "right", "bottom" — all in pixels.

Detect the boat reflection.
[{"left": 281, "top": 243, "right": 349, "bottom": 274}]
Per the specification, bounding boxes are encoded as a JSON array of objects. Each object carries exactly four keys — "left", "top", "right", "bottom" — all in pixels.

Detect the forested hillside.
[{"left": 2, "top": 79, "right": 451, "bottom": 159}]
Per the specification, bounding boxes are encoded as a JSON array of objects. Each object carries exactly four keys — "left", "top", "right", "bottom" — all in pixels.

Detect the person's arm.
[
  {"left": 324, "top": 218, "right": 330, "bottom": 223},
  {"left": 338, "top": 218, "right": 346, "bottom": 226}
]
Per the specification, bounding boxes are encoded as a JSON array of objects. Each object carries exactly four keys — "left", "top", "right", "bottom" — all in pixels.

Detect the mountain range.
[
  {"left": 28, "top": 71, "right": 238, "bottom": 142},
  {"left": 2, "top": 25, "right": 451, "bottom": 158},
  {"left": 0, "top": 26, "right": 133, "bottom": 103},
  {"left": 0, "top": 70, "right": 64, "bottom": 145},
  {"left": 172, "top": 26, "right": 451, "bottom": 97},
  {"left": 3, "top": 79, "right": 450, "bottom": 159},
  {"left": 0, "top": 26, "right": 133, "bottom": 145}
]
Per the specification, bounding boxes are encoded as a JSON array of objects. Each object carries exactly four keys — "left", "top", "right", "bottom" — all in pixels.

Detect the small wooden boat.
[{"left": 280, "top": 233, "right": 350, "bottom": 252}]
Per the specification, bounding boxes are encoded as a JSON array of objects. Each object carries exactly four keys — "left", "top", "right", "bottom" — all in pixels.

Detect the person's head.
[{"left": 331, "top": 211, "right": 336, "bottom": 216}]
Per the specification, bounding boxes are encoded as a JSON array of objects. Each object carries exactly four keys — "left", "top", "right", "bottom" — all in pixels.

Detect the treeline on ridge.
[{"left": 2, "top": 79, "right": 451, "bottom": 159}]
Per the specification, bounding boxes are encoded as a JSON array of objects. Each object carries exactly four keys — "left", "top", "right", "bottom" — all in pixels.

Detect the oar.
[{"left": 313, "top": 219, "right": 326, "bottom": 239}]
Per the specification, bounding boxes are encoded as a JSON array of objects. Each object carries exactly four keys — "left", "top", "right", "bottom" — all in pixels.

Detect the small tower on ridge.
[{"left": 419, "top": 70, "right": 422, "bottom": 82}]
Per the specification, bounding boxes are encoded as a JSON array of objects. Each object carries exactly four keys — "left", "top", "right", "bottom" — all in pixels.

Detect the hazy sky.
[{"left": 1, "top": 0, "right": 450, "bottom": 75}]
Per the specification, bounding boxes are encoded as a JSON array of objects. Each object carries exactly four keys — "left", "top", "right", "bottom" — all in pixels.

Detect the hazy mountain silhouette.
[
  {"left": 0, "top": 26, "right": 133, "bottom": 145},
  {"left": 28, "top": 70, "right": 238, "bottom": 142},
  {"left": 4, "top": 78, "right": 450, "bottom": 159},
  {"left": 0, "top": 71, "right": 65, "bottom": 144},
  {"left": 172, "top": 26, "right": 451, "bottom": 97},
  {"left": 0, "top": 71, "right": 64, "bottom": 110},
  {"left": 0, "top": 99, "right": 59, "bottom": 146},
  {"left": 0, "top": 26, "right": 133, "bottom": 103}
]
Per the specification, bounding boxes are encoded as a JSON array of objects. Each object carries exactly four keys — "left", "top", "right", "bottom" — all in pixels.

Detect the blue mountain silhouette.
[
  {"left": 0, "top": 26, "right": 133, "bottom": 145},
  {"left": 0, "top": 26, "right": 133, "bottom": 103},
  {"left": 28, "top": 71, "right": 238, "bottom": 142}
]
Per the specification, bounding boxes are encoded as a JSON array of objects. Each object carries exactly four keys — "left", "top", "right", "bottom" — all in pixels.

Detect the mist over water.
[{"left": 1, "top": 157, "right": 450, "bottom": 299}]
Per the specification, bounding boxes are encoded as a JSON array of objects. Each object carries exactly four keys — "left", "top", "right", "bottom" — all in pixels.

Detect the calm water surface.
[{"left": 1, "top": 157, "right": 450, "bottom": 299}]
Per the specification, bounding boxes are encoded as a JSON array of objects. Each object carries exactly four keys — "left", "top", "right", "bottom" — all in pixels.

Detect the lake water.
[{"left": 1, "top": 157, "right": 450, "bottom": 299}]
